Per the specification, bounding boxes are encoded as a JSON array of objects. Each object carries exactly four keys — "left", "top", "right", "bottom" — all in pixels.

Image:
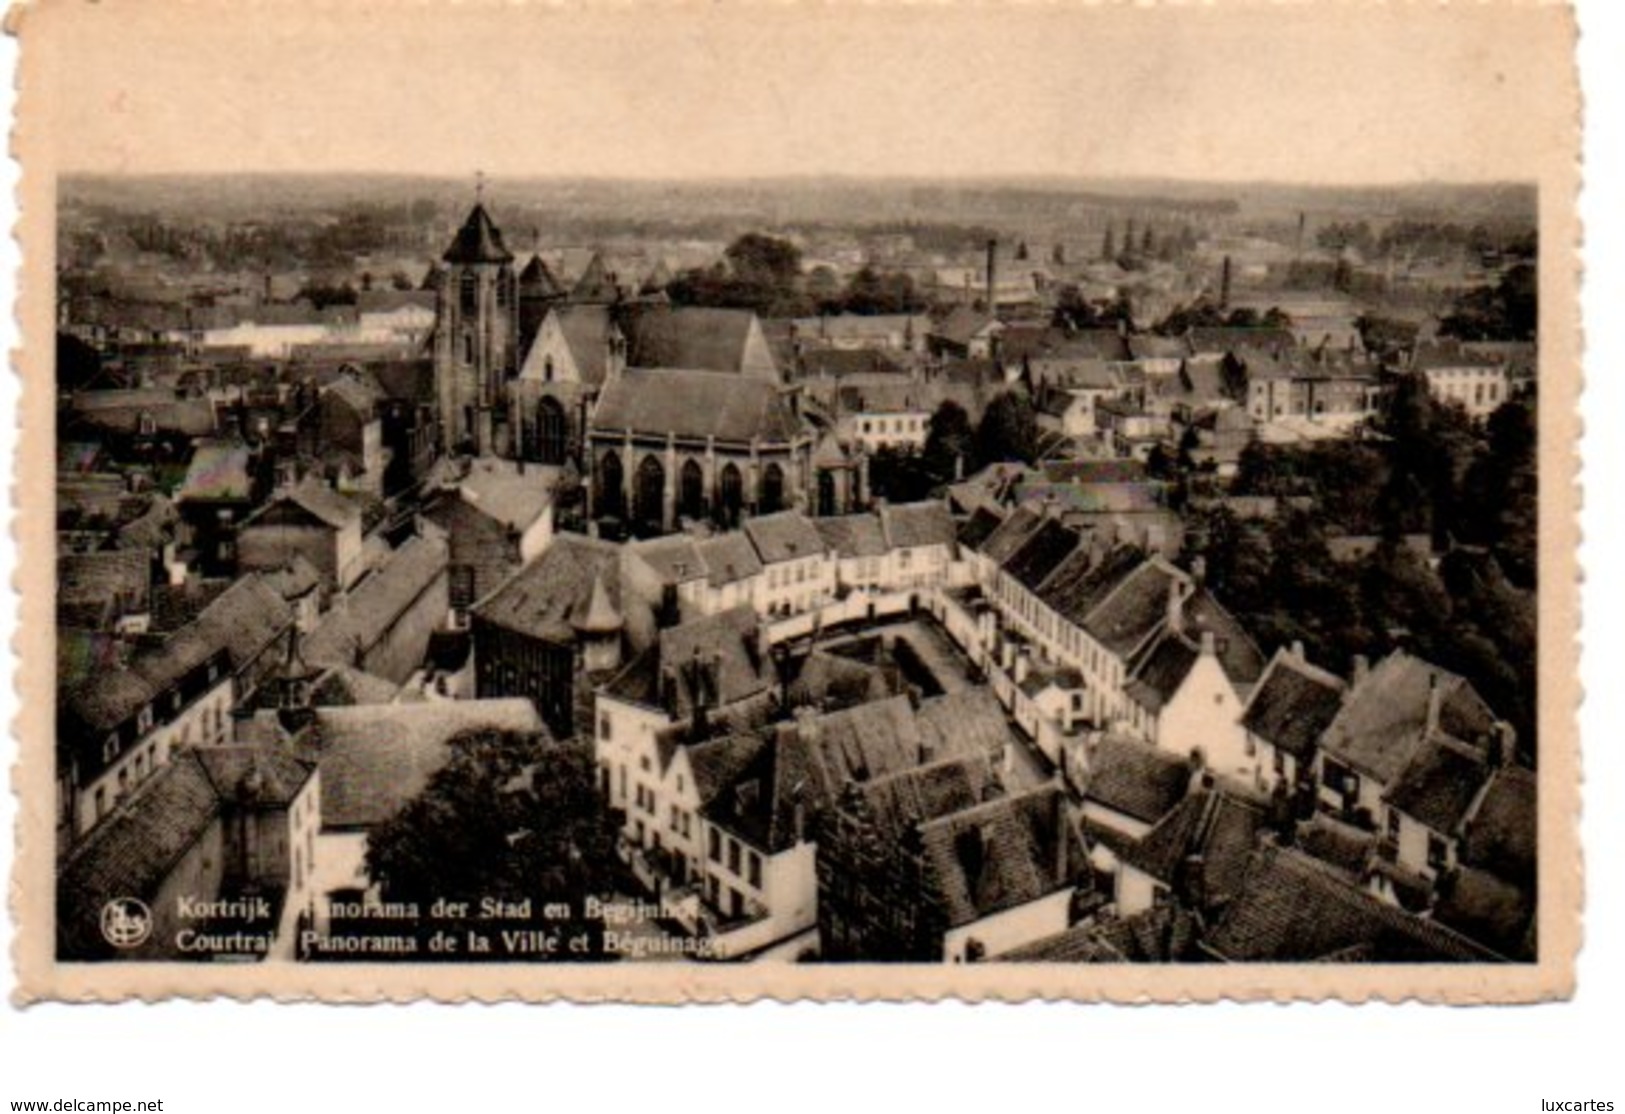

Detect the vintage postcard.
[{"left": 10, "top": 0, "right": 1580, "bottom": 1002}]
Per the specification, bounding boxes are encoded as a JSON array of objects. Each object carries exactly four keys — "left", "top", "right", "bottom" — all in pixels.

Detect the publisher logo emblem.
[{"left": 100, "top": 897, "right": 153, "bottom": 949}]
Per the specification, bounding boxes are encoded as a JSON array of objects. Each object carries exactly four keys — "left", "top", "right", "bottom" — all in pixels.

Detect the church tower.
[{"left": 433, "top": 196, "right": 518, "bottom": 456}]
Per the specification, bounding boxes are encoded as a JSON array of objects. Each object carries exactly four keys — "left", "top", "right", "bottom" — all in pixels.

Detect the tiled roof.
[
  {"left": 1082, "top": 734, "right": 1192, "bottom": 824},
  {"left": 1124, "top": 635, "right": 1199, "bottom": 713},
  {"left": 260, "top": 554, "right": 323, "bottom": 601},
  {"left": 879, "top": 501, "right": 957, "bottom": 551},
  {"left": 917, "top": 785, "right": 1083, "bottom": 928},
  {"left": 847, "top": 752, "right": 1001, "bottom": 845},
  {"left": 687, "top": 733, "right": 770, "bottom": 806},
  {"left": 626, "top": 535, "right": 708, "bottom": 586},
  {"left": 312, "top": 699, "right": 543, "bottom": 829},
  {"left": 1178, "top": 588, "right": 1266, "bottom": 685},
  {"left": 813, "top": 514, "right": 888, "bottom": 560},
  {"left": 977, "top": 505, "right": 1044, "bottom": 562},
  {"left": 1186, "top": 326, "right": 1296, "bottom": 359},
  {"left": 604, "top": 606, "right": 770, "bottom": 717},
  {"left": 619, "top": 306, "right": 768, "bottom": 376},
  {"left": 1203, "top": 846, "right": 1494, "bottom": 962},
  {"left": 58, "top": 549, "right": 150, "bottom": 614},
  {"left": 785, "top": 648, "right": 898, "bottom": 712},
  {"left": 68, "top": 390, "right": 217, "bottom": 438},
  {"left": 442, "top": 203, "right": 514, "bottom": 265},
  {"left": 470, "top": 533, "right": 619, "bottom": 645},
  {"left": 744, "top": 511, "right": 826, "bottom": 566},
  {"left": 592, "top": 369, "right": 801, "bottom": 444},
  {"left": 1460, "top": 765, "right": 1536, "bottom": 886},
  {"left": 1036, "top": 544, "right": 1145, "bottom": 630},
  {"left": 957, "top": 506, "right": 1005, "bottom": 550},
  {"left": 252, "top": 476, "right": 361, "bottom": 530},
  {"left": 193, "top": 744, "right": 316, "bottom": 809},
  {"left": 305, "top": 532, "right": 448, "bottom": 667},
  {"left": 1319, "top": 652, "right": 1497, "bottom": 786},
  {"left": 1239, "top": 650, "right": 1347, "bottom": 760},
  {"left": 309, "top": 664, "right": 401, "bottom": 707},
  {"left": 695, "top": 532, "right": 762, "bottom": 588},
  {"left": 1433, "top": 863, "right": 1535, "bottom": 961},
  {"left": 1384, "top": 738, "right": 1489, "bottom": 835},
  {"left": 799, "top": 348, "right": 908, "bottom": 379},
  {"left": 915, "top": 689, "right": 1022, "bottom": 777},
  {"left": 1293, "top": 813, "right": 1378, "bottom": 880},
  {"left": 930, "top": 307, "right": 998, "bottom": 347},
  {"left": 1081, "top": 560, "right": 1181, "bottom": 657},
  {"left": 1001, "top": 519, "right": 1082, "bottom": 593},
  {"left": 999, "top": 904, "right": 1200, "bottom": 962},
  {"left": 1120, "top": 783, "right": 1270, "bottom": 910},
  {"left": 445, "top": 457, "right": 554, "bottom": 531}
]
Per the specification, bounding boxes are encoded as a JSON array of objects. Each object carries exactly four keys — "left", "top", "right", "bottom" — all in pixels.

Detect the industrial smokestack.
[{"left": 985, "top": 238, "right": 997, "bottom": 315}]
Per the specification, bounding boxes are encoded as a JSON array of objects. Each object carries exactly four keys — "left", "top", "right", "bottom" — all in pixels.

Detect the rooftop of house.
[
  {"left": 603, "top": 606, "right": 770, "bottom": 719},
  {"left": 1119, "top": 781, "right": 1272, "bottom": 911},
  {"left": 957, "top": 506, "right": 1006, "bottom": 551},
  {"left": 304, "top": 530, "right": 449, "bottom": 668},
  {"left": 469, "top": 532, "right": 623, "bottom": 646},
  {"left": 1459, "top": 764, "right": 1536, "bottom": 887},
  {"left": 311, "top": 698, "right": 544, "bottom": 830},
  {"left": 626, "top": 534, "right": 708, "bottom": 586},
  {"left": 744, "top": 511, "right": 827, "bottom": 566},
  {"left": 1081, "top": 733, "right": 1193, "bottom": 825},
  {"left": 998, "top": 903, "right": 1201, "bottom": 963},
  {"left": 694, "top": 531, "right": 764, "bottom": 588},
  {"left": 1080, "top": 558, "right": 1185, "bottom": 658},
  {"left": 1239, "top": 648, "right": 1349, "bottom": 760},
  {"left": 436, "top": 457, "right": 555, "bottom": 532},
  {"left": 879, "top": 500, "right": 957, "bottom": 551},
  {"left": 1319, "top": 651, "right": 1499, "bottom": 786},
  {"left": 916, "top": 784, "right": 1086, "bottom": 929},
  {"left": 1202, "top": 845, "right": 1495, "bottom": 963},
  {"left": 57, "top": 744, "right": 315, "bottom": 957},
  {"left": 812, "top": 513, "right": 888, "bottom": 561},
  {"left": 1383, "top": 737, "right": 1491, "bottom": 836},
  {"left": 244, "top": 476, "right": 362, "bottom": 531}
]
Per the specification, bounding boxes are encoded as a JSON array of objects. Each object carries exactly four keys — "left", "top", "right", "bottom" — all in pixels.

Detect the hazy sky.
[{"left": 33, "top": 2, "right": 1573, "bottom": 184}]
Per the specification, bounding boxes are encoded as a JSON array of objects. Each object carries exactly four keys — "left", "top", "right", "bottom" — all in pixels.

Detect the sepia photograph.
[{"left": 11, "top": 0, "right": 1580, "bottom": 1003}]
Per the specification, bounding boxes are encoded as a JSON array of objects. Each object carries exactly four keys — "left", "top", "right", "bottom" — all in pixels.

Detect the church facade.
[{"left": 431, "top": 201, "right": 858, "bottom": 537}]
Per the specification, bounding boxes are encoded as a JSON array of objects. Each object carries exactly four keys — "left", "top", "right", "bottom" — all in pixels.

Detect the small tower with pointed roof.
[
  {"left": 433, "top": 183, "right": 519, "bottom": 457},
  {"left": 573, "top": 568, "right": 625, "bottom": 675}
]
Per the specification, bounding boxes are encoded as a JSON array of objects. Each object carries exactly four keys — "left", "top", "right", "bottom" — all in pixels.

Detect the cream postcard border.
[{"left": 7, "top": 0, "right": 1583, "bottom": 1004}]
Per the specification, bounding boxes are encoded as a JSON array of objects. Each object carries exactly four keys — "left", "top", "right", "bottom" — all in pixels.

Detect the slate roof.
[
  {"left": 312, "top": 699, "right": 543, "bottom": 829},
  {"left": 917, "top": 785, "right": 1084, "bottom": 928},
  {"left": 1203, "top": 846, "right": 1495, "bottom": 962},
  {"left": 471, "top": 532, "right": 621, "bottom": 645},
  {"left": 1123, "top": 635, "right": 1200, "bottom": 713},
  {"left": 1384, "top": 738, "right": 1490, "bottom": 835},
  {"left": 620, "top": 306, "right": 768, "bottom": 375},
  {"left": 686, "top": 733, "right": 770, "bottom": 806},
  {"left": 695, "top": 532, "right": 763, "bottom": 588},
  {"left": 1239, "top": 649, "right": 1348, "bottom": 760},
  {"left": 442, "top": 203, "right": 514, "bottom": 265},
  {"left": 915, "top": 689, "right": 1022, "bottom": 776},
  {"left": 1082, "top": 734, "right": 1192, "bottom": 825},
  {"left": 1119, "top": 783, "right": 1270, "bottom": 910},
  {"left": 879, "top": 501, "right": 957, "bottom": 551},
  {"left": 68, "top": 390, "right": 217, "bottom": 438},
  {"left": 957, "top": 506, "right": 1005, "bottom": 551},
  {"left": 592, "top": 369, "right": 801, "bottom": 444},
  {"left": 1319, "top": 652, "right": 1498, "bottom": 786},
  {"left": 246, "top": 476, "right": 361, "bottom": 530},
  {"left": 304, "top": 531, "right": 448, "bottom": 668},
  {"left": 519, "top": 254, "right": 566, "bottom": 297},
  {"left": 977, "top": 505, "right": 1045, "bottom": 563},
  {"left": 1293, "top": 813, "right": 1378, "bottom": 880},
  {"left": 813, "top": 514, "right": 888, "bottom": 560},
  {"left": 744, "top": 511, "right": 826, "bottom": 566},
  {"left": 1001, "top": 519, "right": 1082, "bottom": 592}
]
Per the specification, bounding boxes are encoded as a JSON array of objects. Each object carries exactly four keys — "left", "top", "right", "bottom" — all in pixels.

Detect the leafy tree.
[
  {"left": 922, "top": 399, "right": 975, "bottom": 481},
  {"left": 365, "top": 730, "right": 620, "bottom": 960},
  {"left": 975, "top": 390, "right": 1040, "bottom": 465}
]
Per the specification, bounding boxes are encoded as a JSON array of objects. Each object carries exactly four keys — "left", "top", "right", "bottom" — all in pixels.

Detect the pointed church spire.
[{"left": 443, "top": 197, "right": 514, "bottom": 265}]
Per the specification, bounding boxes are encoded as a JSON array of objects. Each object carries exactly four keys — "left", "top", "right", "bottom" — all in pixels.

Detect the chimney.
[
  {"left": 1289, "top": 639, "right": 1305, "bottom": 661},
  {"left": 1351, "top": 653, "right": 1370, "bottom": 686},
  {"left": 1166, "top": 581, "right": 1185, "bottom": 635},
  {"left": 985, "top": 238, "right": 997, "bottom": 315},
  {"left": 1199, "top": 630, "right": 1216, "bottom": 657},
  {"left": 1425, "top": 672, "right": 1442, "bottom": 737},
  {"left": 1492, "top": 722, "right": 1516, "bottom": 767},
  {"left": 1190, "top": 555, "right": 1207, "bottom": 586}
]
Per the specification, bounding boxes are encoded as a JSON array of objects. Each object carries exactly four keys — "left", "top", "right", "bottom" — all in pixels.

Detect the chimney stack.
[
  {"left": 1492, "top": 722, "right": 1516, "bottom": 767},
  {"left": 1425, "top": 672, "right": 1442, "bottom": 737},
  {"left": 1166, "top": 581, "right": 1185, "bottom": 635},
  {"left": 985, "top": 238, "right": 997, "bottom": 315},
  {"left": 1351, "top": 653, "right": 1370, "bottom": 686},
  {"left": 1289, "top": 640, "right": 1305, "bottom": 661},
  {"left": 1199, "top": 630, "right": 1216, "bottom": 657}
]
